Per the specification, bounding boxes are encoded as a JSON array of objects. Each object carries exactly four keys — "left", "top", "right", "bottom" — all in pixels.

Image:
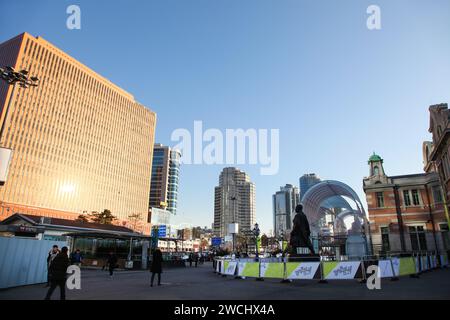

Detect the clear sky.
[{"left": 1, "top": 0, "right": 450, "bottom": 234}]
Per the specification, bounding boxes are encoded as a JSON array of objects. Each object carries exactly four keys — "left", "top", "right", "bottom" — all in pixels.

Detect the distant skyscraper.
[
  {"left": 299, "top": 173, "right": 321, "bottom": 200},
  {"left": 167, "top": 149, "right": 181, "bottom": 214},
  {"left": 273, "top": 184, "right": 299, "bottom": 237},
  {"left": 149, "top": 144, "right": 181, "bottom": 215},
  {"left": 214, "top": 167, "right": 256, "bottom": 237}
]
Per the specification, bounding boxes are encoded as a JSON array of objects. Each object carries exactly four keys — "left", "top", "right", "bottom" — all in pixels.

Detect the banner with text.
[
  {"left": 286, "top": 262, "right": 321, "bottom": 280},
  {"left": 322, "top": 261, "right": 362, "bottom": 280}
]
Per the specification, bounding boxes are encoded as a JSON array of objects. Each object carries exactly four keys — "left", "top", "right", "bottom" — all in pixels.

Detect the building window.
[
  {"left": 376, "top": 192, "right": 384, "bottom": 208},
  {"left": 411, "top": 189, "right": 420, "bottom": 206},
  {"left": 373, "top": 166, "right": 380, "bottom": 175},
  {"left": 440, "top": 223, "right": 449, "bottom": 250},
  {"left": 380, "top": 226, "right": 390, "bottom": 252},
  {"left": 439, "top": 162, "right": 447, "bottom": 181},
  {"left": 433, "top": 186, "right": 443, "bottom": 203},
  {"left": 409, "top": 226, "right": 427, "bottom": 251},
  {"left": 403, "top": 190, "right": 411, "bottom": 207},
  {"left": 444, "top": 153, "right": 450, "bottom": 179}
]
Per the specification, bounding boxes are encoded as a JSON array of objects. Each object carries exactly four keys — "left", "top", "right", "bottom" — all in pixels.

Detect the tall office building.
[
  {"left": 299, "top": 173, "right": 321, "bottom": 200},
  {"left": 213, "top": 167, "right": 256, "bottom": 237},
  {"left": 167, "top": 149, "right": 181, "bottom": 214},
  {"left": 273, "top": 184, "right": 299, "bottom": 237},
  {"left": 149, "top": 144, "right": 181, "bottom": 215},
  {"left": 0, "top": 33, "right": 156, "bottom": 227}
]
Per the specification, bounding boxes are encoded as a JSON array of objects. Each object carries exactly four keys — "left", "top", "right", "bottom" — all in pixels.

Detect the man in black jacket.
[
  {"left": 106, "top": 251, "right": 118, "bottom": 278},
  {"left": 45, "top": 246, "right": 70, "bottom": 300},
  {"left": 45, "top": 245, "right": 59, "bottom": 287},
  {"left": 150, "top": 248, "right": 163, "bottom": 287}
]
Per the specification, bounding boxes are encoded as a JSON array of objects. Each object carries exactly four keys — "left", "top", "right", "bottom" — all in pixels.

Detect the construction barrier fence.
[{"left": 214, "top": 253, "right": 449, "bottom": 281}]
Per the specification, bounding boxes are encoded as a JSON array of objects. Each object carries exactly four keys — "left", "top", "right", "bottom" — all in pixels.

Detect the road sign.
[
  {"left": 212, "top": 237, "right": 222, "bottom": 246},
  {"left": 158, "top": 225, "right": 167, "bottom": 238}
]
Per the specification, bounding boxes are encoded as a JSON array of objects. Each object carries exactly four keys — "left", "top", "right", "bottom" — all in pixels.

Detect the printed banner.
[
  {"left": 223, "top": 261, "right": 237, "bottom": 276},
  {"left": 378, "top": 260, "right": 395, "bottom": 278},
  {"left": 322, "top": 261, "right": 362, "bottom": 280},
  {"left": 398, "top": 257, "right": 416, "bottom": 276},
  {"left": 431, "top": 255, "right": 438, "bottom": 268},
  {"left": 286, "top": 262, "right": 320, "bottom": 280},
  {"left": 0, "top": 148, "right": 12, "bottom": 183},
  {"left": 440, "top": 254, "right": 449, "bottom": 267},
  {"left": 238, "top": 262, "right": 260, "bottom": 277},
  {"left": 415, "top": 257, "right": 420, "bottom": 274},
  {"left": 260, "top": 262, "right": 284, "bottom": 279},
  {"left": 421, "top": 256, "right": 429, "bottom": 271},
  {"left": 215, "top": 260, "right": 220, "bottom": 273},
  {"left": 216, "top": 260, "right": 225, "bottom": 274}
]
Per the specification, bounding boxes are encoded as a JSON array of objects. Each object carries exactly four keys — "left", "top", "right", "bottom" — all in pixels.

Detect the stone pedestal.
[{"left": 346, "top": 235, "right": 367, "bottom": 258}]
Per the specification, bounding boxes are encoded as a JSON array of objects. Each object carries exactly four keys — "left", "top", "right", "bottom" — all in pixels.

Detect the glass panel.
[
  {"left": 418, "top": 232, "right": 427, "bottom": 250},
  {"left": 376, "top": 192, "right": 384, "bottom": 207},
  {"left": 410, "top": 233, "right": 419, "bottom": 251},
  {"left": 404, "top": 190, "right": 411, "bottom": 206},
  {"left": 412, "top": 190, "right": 420, "bottom": 206}
]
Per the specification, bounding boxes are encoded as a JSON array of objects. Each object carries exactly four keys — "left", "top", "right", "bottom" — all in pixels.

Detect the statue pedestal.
[
  {"left": 288, "top": 247, "right": 320, "bottom": 262},
  {"left": 345, "top": 235, "right": 367, "bottom": 258},
  {"left": 296, "top": 247, "right": 311, "bottom": 255}
]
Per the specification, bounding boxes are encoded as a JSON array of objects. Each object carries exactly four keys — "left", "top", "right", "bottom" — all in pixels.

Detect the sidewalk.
[{"left": 1, "top": 263, "right": 449, "bottom": 300}]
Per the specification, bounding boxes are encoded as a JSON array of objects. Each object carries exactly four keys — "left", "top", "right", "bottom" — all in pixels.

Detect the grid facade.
[
  {"left": 149, "top": 144, "right": 181, "bottom": 215},
  {"left": 167, "top": 149, "right": 181, "bottom": 215},
  {"left": 149, "top": 145, "right": 170, "bottom": 210},
  {"left": 0, "top": 33, "right": 156, "bottom": 225}
]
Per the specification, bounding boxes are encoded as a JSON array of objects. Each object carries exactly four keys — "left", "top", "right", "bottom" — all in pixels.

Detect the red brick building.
[
  {"left": 426, "top": 104, "right": 450, "bottom": 231},
  {"left": 363, "top": 153, "right": 449, "bottom": 254}
]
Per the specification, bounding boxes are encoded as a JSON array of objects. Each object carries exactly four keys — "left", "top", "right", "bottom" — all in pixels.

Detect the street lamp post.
[
  {"left": 252, "top": 223, "right": 260, "bottom": 260},
  {"left": 0, "top": 66, "right": 40, "bottom": 145},
  {"left": 278, "top": 229, "right": 284, "bottom": 253},
  {"left": 229, "top": 196, "right": 237, "bottom": 255}
]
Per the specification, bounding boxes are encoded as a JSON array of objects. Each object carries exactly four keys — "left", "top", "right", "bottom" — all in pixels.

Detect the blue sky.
[{"left": 1, "top": 0, "right": 450, "bottom": 233}]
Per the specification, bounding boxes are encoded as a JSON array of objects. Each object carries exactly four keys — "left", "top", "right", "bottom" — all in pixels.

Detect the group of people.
[
  {"left": 42, "top": 245, "right": 174, "bottom": 299},
  {"left": 45, "top": 245, "right": 71, "bottom": 300},
  {"left": 187, "top": 252, "right": 202, "bottom": 267}
]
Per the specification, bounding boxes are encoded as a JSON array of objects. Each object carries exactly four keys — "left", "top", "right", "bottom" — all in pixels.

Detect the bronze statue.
[{"left": 289, "top": 204, "right": 315, "bottom": 255}]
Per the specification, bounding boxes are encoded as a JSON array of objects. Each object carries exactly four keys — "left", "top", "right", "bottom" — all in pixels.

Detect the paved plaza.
[{"left": 1, "top": 262, "right": 450, "bottom": 300}]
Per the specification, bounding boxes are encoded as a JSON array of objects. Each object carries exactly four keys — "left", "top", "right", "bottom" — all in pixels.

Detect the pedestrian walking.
[
  {"left": 106, "top": 251, "right": 118, "bottom": 278},
  {"left": 70, "top": 249, "right": 83, "bottom": 267},
  {"left": 46, "top": 245, "right": 59, "bottom": 287},
  {"left": 150, "top": 248, "right": 163, "bottom": 287},
  {"left": 189, "top": 253, "right": 193, "bottom": 267},
  {"left": 194, "top": 253, "right": 199, "bottom": 268},
  {"left": 45, "top": 246, "right": 70, "bottom": 300}
]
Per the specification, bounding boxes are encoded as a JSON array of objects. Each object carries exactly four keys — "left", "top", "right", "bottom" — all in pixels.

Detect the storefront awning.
[{"left": 62, "top": 231, "right": 150, "bottom": 240}]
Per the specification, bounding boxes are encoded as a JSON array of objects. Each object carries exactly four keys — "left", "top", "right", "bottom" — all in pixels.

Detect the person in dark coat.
[
  {"left": 150, "top": 248, "right": 163, "bottom": 287},
  {"left": 106, "top": 251, "right": 118, "bottom": 278},
  {"left": 45, "top": 246, "right": 70, "bottom": 300},
  {"left": 289, "top": 204, "right": 315, "bottom": 254},
  {"left": 70, "top": 249, "right": 83, "bottom": 266},
  {"left": 188, "top": 253, "right": 193, "bottom": 267},
  {"left": 46, "top": 245, "right": 59, "bottom": 287}
]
